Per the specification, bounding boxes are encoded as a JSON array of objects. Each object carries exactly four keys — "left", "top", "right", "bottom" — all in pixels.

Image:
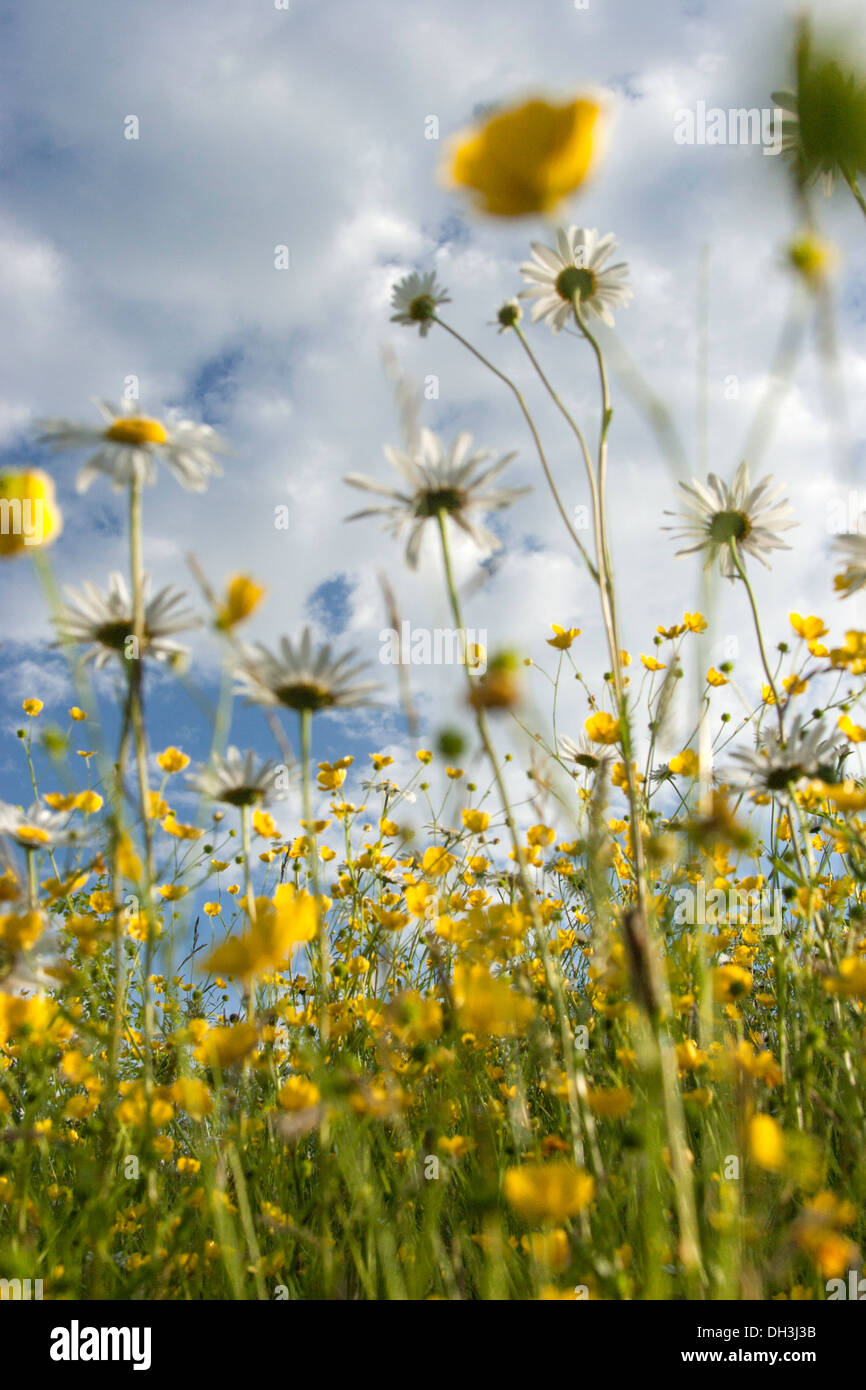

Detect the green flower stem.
[
  {"left": 432, "top": 315, "right": 598, "bottom": 584},
  {"left": 727, "top": 539, "right": 785, "bottom": 739},
  {"left": 127, "top": 474, "right": 158, "bottom": 1213},
  {"left": 574, "top": 300, "right": 702, "bottom": 1285},
  {"left": 572, "top": 302, "right": 650, "bottom": 934},
  {"left": 300, "top": 706, "right": 329, "bottom": 1048},
  {"left": 240, "top": 801, "right": 257, "bottom": 1024},
  {"left": 435, "top": 509, "right": 601, "bottom": 1179},
  {"left": 512, "top": 323, "right": 602, "bottom": 533}
]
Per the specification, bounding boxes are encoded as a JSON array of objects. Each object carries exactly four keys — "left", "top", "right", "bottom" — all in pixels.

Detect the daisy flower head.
[
  {"left": 664, "top": 461, "right": 797, "bottom": 580},
  {"left": 494, "top": 299, "right": 523, "bottom": 333},
  {"left": 187, "top": 747, "right": 288, "bottom": 809},
  {"left": 834, "top": 527, "right": 866, "bottom": 597},
  {"left": 0, "top": 799, "right": 85, "bottom": 851},
  {"left": 345, "top": 427, "right": 529, "bottom": 569},
  {"left": 519, "top": 227, "right": 633, "bottom": 331},
  {"left": 36, "top": 398, "right": 228, "bottom": 493},
  {"left": 55, "top": 572, "right": 200, "bottom": 668},
  {"left": 235, "top": 627, "right": 379, "bottom": 713},
  {"left": 390, "top": 271, "right": 450, "bottom": 338},
  {"left": 727, "top": 716, "right": 840, "bottom": 800},
  {"left": 771, "top": 19, "right": 866, "bottom": 195},
  {"left": 1, "top": 949, "right": 62, "bottom": 998},
  {"left": 559, "top": 732, "right": 611, "bottom": 774}
]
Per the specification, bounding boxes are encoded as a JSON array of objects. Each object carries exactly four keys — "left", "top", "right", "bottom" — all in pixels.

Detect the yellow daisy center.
[
  {"left": 105, "top": 416, "right": 168, "bottom": 446},
  {"left": 18, "top": 826, "right": 51, "bottom": 845}
]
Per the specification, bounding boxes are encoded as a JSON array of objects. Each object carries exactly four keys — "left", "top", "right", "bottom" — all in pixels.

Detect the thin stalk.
[
  {"left": 728, "top": 539, "right": 785, "bottom": 739},
  {"left": 433, "top": 315, "right": 597, "bottom": 583},
  {"left": 435, "top": 509, "right": 599, "bottom": 1178}
]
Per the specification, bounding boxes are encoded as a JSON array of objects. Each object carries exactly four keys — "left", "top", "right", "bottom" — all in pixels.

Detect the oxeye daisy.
[
  {"left": 390, "top": 271, "right": 451, "bottom": 337},
  {"left": 235, "top": 627, "right": 379, "bottom": 713},
  {"left": 344, "top": 427, "right": 529, "bottom": 569},
  {"left": 1, "top": 949, "right": 61, "bottom": 997},
  {"left": 36, "top": 398, "right": 227, "bottom": 493},
  {"left": 187, "top": 747, "right": 287, "bottom": 808},
  {"left": 727, "top": 716, "right": 841, "bottom": 800},
  {"left": 834, "top": 528, "right": 866, "bottom": 596},
  {"left": 664, "top": 461, "right": 797, "bottom": 579},
  {"left": 55, "top": 572, "right": 200, "bottom": 668},
  {"left": 519, "top": 227, "right": 633, "bottom": 331},
  {"left": 559, "top": 733, "right": 610, "bottom": 773},
  {"left": 0, "top": 800, "right": 84, "bottom": 850}
]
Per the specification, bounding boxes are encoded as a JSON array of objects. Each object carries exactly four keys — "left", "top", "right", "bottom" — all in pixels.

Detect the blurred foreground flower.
[
  {"left": 447, "top": 94, "right": 604, "bottom": 217},
  {"left": 204, "top": 885, "right": 317, "bottom": 982},
  {"left": 0, "top": 470, "right": 62, "bottom": 558},
  {"left": 0, "top": 800, "right": 84, "bottom": 850},
  {"left": 773, "top": 18, "right": 866, "bottom": 195},
  {"left": 37, "top": 398, "right": 227, "bottom": 493},
  {"left": 786, "top": 232, "right": 838, "bottom": 287},
  {"left": 665, "top": 462, "right": 796, "bottom": 579},
  {"left": 520, "top": 227, "right": 632, "bottom": 330},
  {"left": 216, "top": 574, "right": 266, "bottom": 630},
  {"left": 345, "top": 427, "right": 528, "bottom": 569},
  {"left": 504, "top": 1162, "right": 595, "bottom": 1224}
]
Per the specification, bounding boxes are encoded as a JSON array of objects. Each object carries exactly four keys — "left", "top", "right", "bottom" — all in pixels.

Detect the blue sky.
[{"left": 1, "top": 0, "right": 865, "bottom": 841}]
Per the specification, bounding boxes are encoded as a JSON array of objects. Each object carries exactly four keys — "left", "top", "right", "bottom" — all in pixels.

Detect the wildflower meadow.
[{"left": 1, "top": 3, "right": 866, "bottom": 1340}]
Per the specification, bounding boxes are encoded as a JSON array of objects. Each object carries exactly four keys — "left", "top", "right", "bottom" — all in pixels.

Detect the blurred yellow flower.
[
  {"left": 749, "top": 1113, "right": 784, "bottom": 1171},
  {"left": 504, "top": 1162, "right": 594, "bottom": 1224},
  {"left": 714, "top": 964, "right": 753, "bottom": 1003},
  {"left": 454, "top": 962, "right": 535, "bottom": 1038},
  {"left": 216, "top": 574, "right": 265, "bottom": 630},
  {"left": 205, "top": 885, "right": 317, "bottom": 981},
  {"left": 669, "top": 749, "right": 699, "bottom": 777},
  {"left": 448, "top": 95, "right": 603, "bottom": 218},
  {"left": 0, "top": 470, "right": 62, "bottom": 558},
  {"left": 194, "top": 1023, "right": 258, "bottom": 1069}
]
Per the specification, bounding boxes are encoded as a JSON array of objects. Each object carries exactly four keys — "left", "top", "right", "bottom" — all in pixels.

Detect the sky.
[{"left": 0, "top": 0, "right": 864, "bottom": 840}]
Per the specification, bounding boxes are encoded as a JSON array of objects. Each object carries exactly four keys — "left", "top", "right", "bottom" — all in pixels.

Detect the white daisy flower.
[
  {"left": 345, "top": 427, "right": 529, "bottom": 569},
  {"left": 390, "top": 271, "right": 451, "bottom": 337},
  {"left": 55, "top": 572, "right": 200, "bottom": 668},
  {"left": 36, "top": 398, "right": 228, "bottom": 493},
  {"left": 559, "top": 733, "right": 612, "bottom": 773},
  {"left": 664, "top": 461, "right": 797, "bottom": 579},
  {"left": 519, "top": 227, "right": 633, "bottom": 331},
  {"left": 1, "top": 950, "right": 62, "bottom": 996},
  {"left": 0, "top": 800, "right": 84, "bottom": 850},
  {"left": 834, "top": 527, "right": 866, "bottom": 597},
  {"left": 235, "top": 627, "right": 379, "bottom": 713},
  {"left": 187, "top": 746, "right": 288, "bottom": 808},
  {"left": 727, "top": 716, "right": 840, "bottom": 800}
]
